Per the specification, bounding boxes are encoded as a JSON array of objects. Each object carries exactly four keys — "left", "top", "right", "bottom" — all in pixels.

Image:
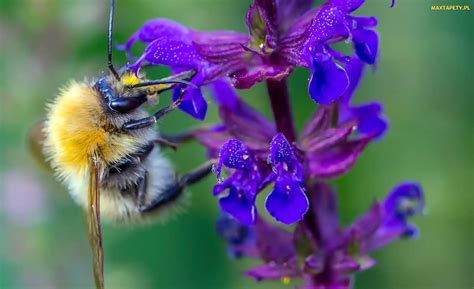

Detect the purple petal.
[
  {"left": 339, "top": 57, "right": 364, "bottom": 105},
  {"left": 219, "top": 186, "right": 257, "bottom": 225},
  {"left": 216, "top": 213, "right": 257, "bottom": 258},
  {"left": 118, "top": 18, "right": 189, "bottom": 57},
  {"left": 384, "top": 182, "right": 424, "bottom": 220},
  {"left": 192, "top": 31, "right": 248, "bottom": 64},
  {"left": 357, "top": 183, "right": 424, "bottom": 253},
  {"left": 213, "top": 174, "right": 234, "bottom": 195},
  {"left": 132, "top": 18, "right": 188, "bottom": 42},
  {"left": 304, "top": 255, "right": 324, "bottom": 273},
  {"left": 330, "top": 0, "right": 366, "bottom": 13},
  {"left": 247, "top": 0, "right": 314, "bottom": 44},
  {"left": 270, "top": 132, "right": 295, "bottom": 165},
  {"left": 308, "top": 55, "right": 349, "bottom": 104},
  {"left": 254, "top": 218, "right": 297, "bottom": 263},
  {"left": 352, "top": 29, "right": 378, "bottom": 64},
  {"left": 288, "top": 7, "right": 320, "bottom": 39},
  {"left": 246, "top": 263, "right": 299, "bottom": 281},
  {"left": 270, "top": 133, "right": 304, "bottom": 179},
  {"left": 211, "top": 79, "right": 240, "bottom": 109},
  {"left": 348, "top": 16, "right": 378, "bottom": 30},
  {"left": 129, "top": 37, "right": 202, "bottom": 73},
  {"left": 307, "top": 137, "right": 371, "bottom": 178},
  {"left": 117, "top": 32, "right": 139, "bottom": 58},
  {"left": 340, "top": 101, "right": 388, "bottom": 139},
  {"left": 302, "top": 277, "right": 352, "bottom": 289},
  {"left": 145, "top": 37, "right": 201, "bottom": 67},
  {"left": 332, "top": 256, "right": 361, "bottom": 273},
  {"left": 333, "top": 255, "right": 376, "bottom": 273},
  {"left": 265, "top": 175, "right": 309, "bottom": 224},
  {"left": 216, "top": 139, "right": 254, "bottom": 178},
  {"left": 305, "top": 4, "right": 346, "bottom": 45},
  {"left": 354, "top": 103, "right": 388, "bottom": 138},
  {"left": 173, "top": 86, "right": 207, "bottom": 120},
  {"left": 337, "top": 58, "right": 388, "bottom": 138},
  {"left": 277, "top": 0, "right": 314, "bottom": 29},
  {"left": 347, "top": 202, "right": 383, "bottom": 243},
  {"left": 279, "top": 35, "right": 311, "bottom": 67},
  {"left": 301, "top": 106, "right": 333, "bottom": 143},
  {"left": 231, "top": 65, "right": 292, "bottom": 89},
  {"left": 304, "top": 125, "right": 354, "bottom": 153},
  {"left": 212, "top": 80, "right": 276, "bottom": 151}
]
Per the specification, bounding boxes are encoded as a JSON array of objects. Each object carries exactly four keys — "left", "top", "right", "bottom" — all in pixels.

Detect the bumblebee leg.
[
  {"left": 153, "top": 130, "right": 197, "bottom": 150},
  {"left": 139, "top": 161, "right": 213, "bottom": 213},
  {"left": 137, "top": 172, "right": 148, "bottom": 207},
  {"left": 159, "top": 130, "right": 197, "bottom": 145},
  {"left": 154, "top": 136, "right": 178, "bottom": 150},
  {"left": 155, "top": 126, "right": 216, "bottom": 149},
  {"left": 122, "top": 89, "right": 184, "bottom": 130}
]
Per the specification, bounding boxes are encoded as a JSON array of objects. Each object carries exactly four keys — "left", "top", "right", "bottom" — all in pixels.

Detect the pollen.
[
  {"left": 121, "top": 72, "right": 141, "bottom": 86},
  {"left": 243, "top": 154, "right": 249, "bottom": 160},
  {"left": 281, "top": 277, "right": 291, "bottom": 285}
]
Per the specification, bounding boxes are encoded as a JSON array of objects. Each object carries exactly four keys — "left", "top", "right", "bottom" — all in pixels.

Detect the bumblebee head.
[
  {"left": 95, "top": 0, "right": 196, "bottom": 115},
  {"left": 93, "top": 70, "right": 196, "bottom": 115}
]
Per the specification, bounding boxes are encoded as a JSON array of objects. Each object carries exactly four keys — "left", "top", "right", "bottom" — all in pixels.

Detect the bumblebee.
[
  {"left": 31, "top": 1, "right": 211, "bottom": 287},
  {"left": 42, "top": 70, "right": 210, "bottom": 223}
]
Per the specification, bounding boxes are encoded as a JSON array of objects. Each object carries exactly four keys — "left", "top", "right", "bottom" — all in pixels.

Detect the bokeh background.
[{"left": 1, "top": 0, "right": 473, "bottom": 288}]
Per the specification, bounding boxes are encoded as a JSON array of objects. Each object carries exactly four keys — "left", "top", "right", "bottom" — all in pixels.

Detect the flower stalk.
[
  {"left": 266, "top": 79, "right": 296, "bottom": 143},
  {"left": 124, "top": 0, "right": 423, "bottom": 288}
]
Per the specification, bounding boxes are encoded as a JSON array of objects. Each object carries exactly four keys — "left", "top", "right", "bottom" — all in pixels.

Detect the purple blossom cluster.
[{"left": 123, "top": 0, "right": 424, "bottom": 288}]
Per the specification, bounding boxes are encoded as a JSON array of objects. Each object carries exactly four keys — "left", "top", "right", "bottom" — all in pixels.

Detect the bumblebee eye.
[
  {"left": 95, "top": 77, "right": 117, "bottom": 101},
  {"left": 109, "top": 94, "right": 147, "bottom": 113}
]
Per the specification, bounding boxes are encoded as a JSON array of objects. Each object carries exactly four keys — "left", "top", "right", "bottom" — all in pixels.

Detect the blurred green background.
[{"left": 0, "top": 0, "right": 473, "bottom": 288}]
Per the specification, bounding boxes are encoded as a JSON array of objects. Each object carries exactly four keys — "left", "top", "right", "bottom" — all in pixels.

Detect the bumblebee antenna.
[
  {"left": 108, "top": 0, "right": 120, "bottom": 80},
  {"left": 128, "top": 79, "right": 198, "bottom": 89}
]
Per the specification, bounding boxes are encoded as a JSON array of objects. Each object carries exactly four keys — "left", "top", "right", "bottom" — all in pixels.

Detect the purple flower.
[
  {"left": 241, "top": 182, "right": 424, "bottom": 288},
  {"left": 300, "top": 104, "right": 374, "bottom": 179},
  {"left": 120, "top": 19, "right": 248, "bottom": 119},
  {"left": 308, "top": 54, "right": 349, "bottom": 104},
  {"left": 121, "top": 0, "right": 389, "bottom": 119},
  {"left": 265, "top": 133, "right": 308, "bottom": 224},
  {"left": 213, "top": 139, "right": 261, "bottom": 225},
  {"left": 216, "top": 213, "right": 257, "bottom": 258},
  {"left": 212, "top": 135, "right": 309, "bottom": 225},
  {"left": 338, "top": 57, "right": 388, "bottom": 138},
  {"left": 118, "top": 1, "right": 425, "bottom": 287},
  {"left": 194, "top": 81, "right": 377, "bottom": 224},
  {"left": 301, "top": 0, "right": 380, "bottom": 103},
  {"left": 347, "top": 182, "right": 425, "bottom": 253}
]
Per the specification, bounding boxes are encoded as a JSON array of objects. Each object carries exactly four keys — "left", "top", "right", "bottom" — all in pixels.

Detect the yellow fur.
[{"left": 44, "top": 81, "right": 142, "bottom": 179}]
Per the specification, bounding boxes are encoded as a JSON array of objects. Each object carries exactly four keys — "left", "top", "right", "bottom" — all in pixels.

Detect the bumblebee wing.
[
  {"left": 28, "top": 120, "right": 53, "bottom": 171},
  {"left": 87, "top": 157, "right": 104, "bottom": 289}
]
